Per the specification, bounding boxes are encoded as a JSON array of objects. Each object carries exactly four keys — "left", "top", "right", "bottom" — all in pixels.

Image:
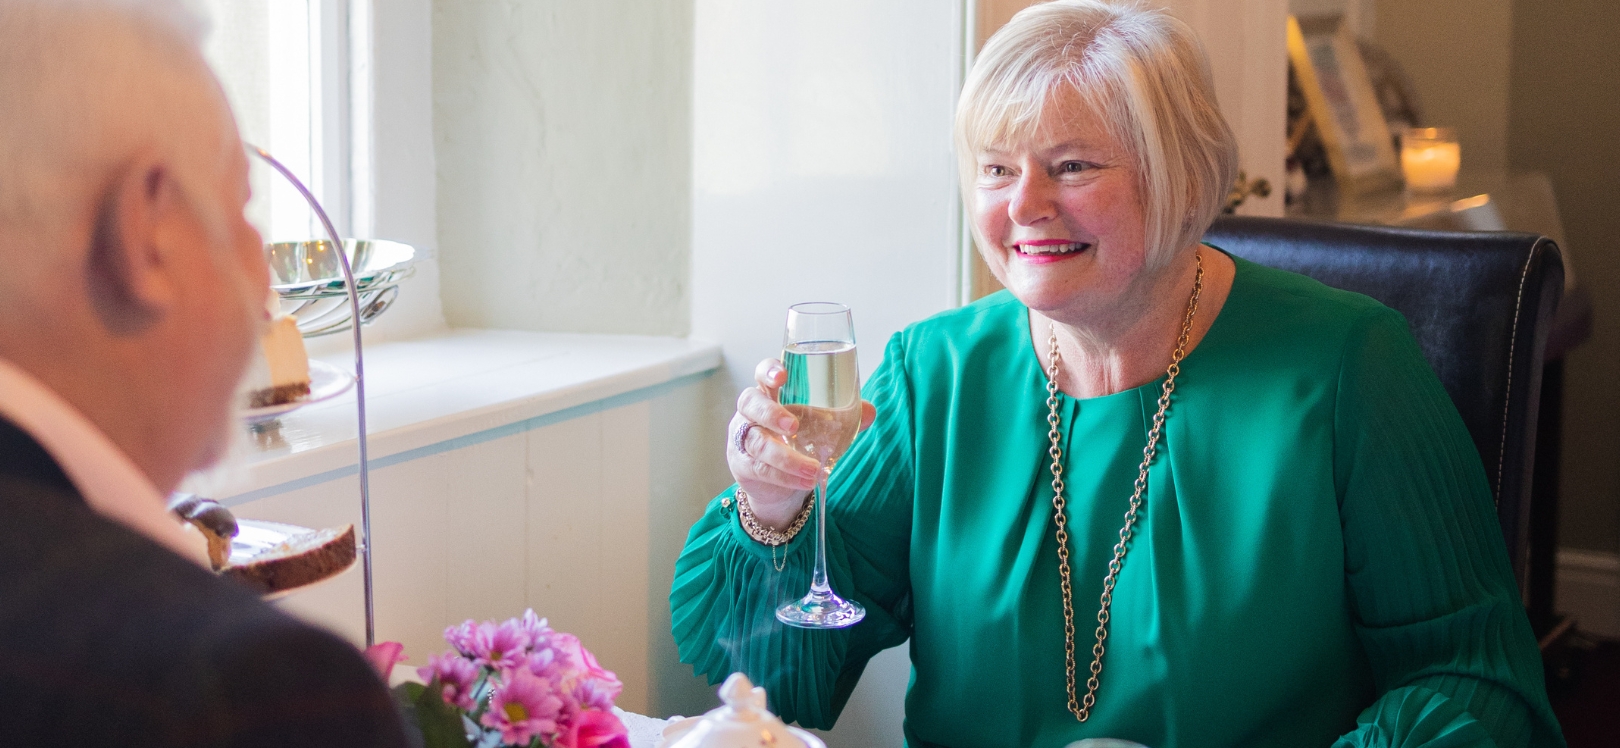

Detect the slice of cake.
[
  {"left": 244, "top": 310, "right": 311, "bottom": 409},
  {"left": 223, "top": 523, "right": 357, "bottom": 595}
]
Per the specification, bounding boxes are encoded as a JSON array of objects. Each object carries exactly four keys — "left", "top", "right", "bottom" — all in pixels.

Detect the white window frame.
[{"left": 203, "top": 0, "right": 366, "bottom": 242}]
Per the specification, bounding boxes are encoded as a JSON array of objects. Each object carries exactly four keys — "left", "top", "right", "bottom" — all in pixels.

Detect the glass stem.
[{"left": 810, "top": 465, "right": 831, "bottom": 595}]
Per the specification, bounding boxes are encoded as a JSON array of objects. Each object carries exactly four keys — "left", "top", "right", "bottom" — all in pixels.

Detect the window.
[{"left": 200, "top": 0, "right": 359, "bottom": 242}]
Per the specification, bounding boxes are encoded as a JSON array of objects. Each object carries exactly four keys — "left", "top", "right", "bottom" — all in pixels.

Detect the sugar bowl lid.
[{"left": 658, "top": 673, "right": 826, "bottom": 748}]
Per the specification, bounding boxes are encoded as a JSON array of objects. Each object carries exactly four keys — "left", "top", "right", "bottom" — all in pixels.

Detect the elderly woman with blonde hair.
[{"left": 671, "top": 2, "right": 1562, "bottom": 746}]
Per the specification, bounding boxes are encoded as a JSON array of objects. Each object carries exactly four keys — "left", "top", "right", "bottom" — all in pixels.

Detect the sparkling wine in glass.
[{"left": 775, "top": 302, "right": 866, "bottom": 629}]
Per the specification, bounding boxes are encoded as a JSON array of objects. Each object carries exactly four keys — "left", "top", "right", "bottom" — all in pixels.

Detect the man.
[{"left": 0, "top": 1, "right": 410, "bottom": 745}]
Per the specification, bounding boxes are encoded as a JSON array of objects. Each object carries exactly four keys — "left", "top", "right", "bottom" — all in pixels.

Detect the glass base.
[{"left": 776, "top": 589, "right": 866, "bottom": 629}]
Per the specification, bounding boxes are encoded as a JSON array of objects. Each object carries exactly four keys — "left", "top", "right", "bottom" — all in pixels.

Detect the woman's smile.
[{"left": 1012, "top": 239, "right": 1091, "bottom": 263}]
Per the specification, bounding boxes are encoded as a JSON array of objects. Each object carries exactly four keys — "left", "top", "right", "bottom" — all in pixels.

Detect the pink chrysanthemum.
[
  {"left": 418, "top": 652, "right": 480, "bottom": 711},
  {"left": 517, "top": 608, "right": 553, "bottom": 648},
  {"left": 537, "top": 635, "right": 620, "bottom": 719},
  {"left": 468, "top": 619, "right": 529, "bottom": 670},
  {"left": 569, "top": 675, "right": 621, "bottom": 714},
  {"left": 481, "top": 667, "right": 564, "bottom": 745},
  {"left": 443, "top": 620, "right": 479, "bottom": 658}
]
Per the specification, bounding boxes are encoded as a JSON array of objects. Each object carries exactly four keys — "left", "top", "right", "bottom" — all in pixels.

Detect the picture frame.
[{"left": 1287, "top": 14, "right": 1400, "bottom": 194}]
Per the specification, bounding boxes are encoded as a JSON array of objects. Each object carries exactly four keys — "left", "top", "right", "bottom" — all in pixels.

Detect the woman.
[{"left": 671, "top": 2, "right": 1562, "bottom": 746}]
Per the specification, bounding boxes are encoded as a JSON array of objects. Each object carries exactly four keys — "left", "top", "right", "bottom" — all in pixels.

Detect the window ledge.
[{"left": 216, "top": 329, "right": 722, "bottom": 505}]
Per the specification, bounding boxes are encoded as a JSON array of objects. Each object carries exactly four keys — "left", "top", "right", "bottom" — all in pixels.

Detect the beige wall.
[
  {"left": 1301, "top": 0, "right": 1617, "bottom": 553},
  {"left": 1374, "top": 0, "right": 1514, "bottom": 172},
  {"left": 1366, "top": 0, "right": 1618, "bottom": 555},
  {"left": 1509, "top": 0, "right": 1620, "bottom": 554}
]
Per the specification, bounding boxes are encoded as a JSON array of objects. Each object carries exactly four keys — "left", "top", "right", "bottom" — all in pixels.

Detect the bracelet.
[{"left": 735, "top": 487, "right": 813, "bottom": 547}]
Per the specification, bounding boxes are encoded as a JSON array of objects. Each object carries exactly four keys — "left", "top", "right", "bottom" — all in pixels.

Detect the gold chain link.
[{"left": 1049, "top": 251, "right": 1203, "bottom": 722}]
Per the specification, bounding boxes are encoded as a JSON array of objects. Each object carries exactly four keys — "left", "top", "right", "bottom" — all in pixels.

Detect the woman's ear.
[{"left": 85, "top": 154, "right": 179, "bottom": 335}]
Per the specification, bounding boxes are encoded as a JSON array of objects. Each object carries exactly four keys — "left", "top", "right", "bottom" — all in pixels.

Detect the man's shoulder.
[{"left": 0, "top": 476, "right": 408, "bottom": 747}]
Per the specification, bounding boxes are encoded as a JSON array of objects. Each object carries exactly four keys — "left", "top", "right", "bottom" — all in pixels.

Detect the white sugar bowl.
[{"left": 658, "top": 673, "right": 826, "bottom": 748}]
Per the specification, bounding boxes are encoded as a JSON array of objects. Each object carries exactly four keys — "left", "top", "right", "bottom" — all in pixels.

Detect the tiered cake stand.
[{"left": 249, "top": 145, "right": 382, "bottom": 647}]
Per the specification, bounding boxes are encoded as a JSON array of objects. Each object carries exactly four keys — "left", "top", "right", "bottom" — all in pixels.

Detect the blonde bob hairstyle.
[{"left": 956, "top": 0, "right": 1238, "bottom": 269}]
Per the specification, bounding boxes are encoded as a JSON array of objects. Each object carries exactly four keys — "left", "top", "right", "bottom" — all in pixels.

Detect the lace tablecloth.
[{"left": 613, "top": 707, "right": 676, "bottom": 748}]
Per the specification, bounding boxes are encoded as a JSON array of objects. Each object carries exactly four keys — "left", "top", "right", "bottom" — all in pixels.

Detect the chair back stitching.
[{"left": 1496, "top": 244, "right": 1536, "bottom": 510}]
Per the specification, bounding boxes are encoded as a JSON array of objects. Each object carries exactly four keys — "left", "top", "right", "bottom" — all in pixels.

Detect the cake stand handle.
[{"left": 248, "top": 144, "right": 377, "bottom": 648}]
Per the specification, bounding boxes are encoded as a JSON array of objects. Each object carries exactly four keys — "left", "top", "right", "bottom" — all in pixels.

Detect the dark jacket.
[{"left": 0, "top": 417, "right": 412, "bottom": 747}]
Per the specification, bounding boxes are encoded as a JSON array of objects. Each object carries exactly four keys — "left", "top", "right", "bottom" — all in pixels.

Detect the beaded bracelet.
[{"left": 735, "top": 487, "right": 813, "bottom": 547}]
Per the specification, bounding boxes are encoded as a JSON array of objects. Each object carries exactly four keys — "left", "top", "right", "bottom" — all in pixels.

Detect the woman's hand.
[{"left": 728, "top": 358, "right": 877, "bottom": 530}]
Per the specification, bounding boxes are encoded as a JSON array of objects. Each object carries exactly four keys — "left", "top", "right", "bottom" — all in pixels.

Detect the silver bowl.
[
  {"left": 265, "top": 239, "right": 417, "bottom": 336},
  {"left": 266, "top": 239, "right": 416, "bottom": 293}
]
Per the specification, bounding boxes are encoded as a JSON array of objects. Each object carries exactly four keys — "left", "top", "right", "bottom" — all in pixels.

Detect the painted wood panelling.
[{"left": 233, "top": 380, "right": 716, "bottom": 717}]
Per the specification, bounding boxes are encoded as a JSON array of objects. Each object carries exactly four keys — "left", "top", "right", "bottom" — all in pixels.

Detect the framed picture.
[{"left": 1287, "top": 15, "right": 1400, "bottom": 193}]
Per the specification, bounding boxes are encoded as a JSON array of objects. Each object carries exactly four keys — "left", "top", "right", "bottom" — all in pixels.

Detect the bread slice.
[{"left": 223, "top": 524, "right": 356, "bottom": 595}]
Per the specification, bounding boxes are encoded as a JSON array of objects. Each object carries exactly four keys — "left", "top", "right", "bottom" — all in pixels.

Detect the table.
[{"left": 1289, "top": 169, "right": 1569, "bottom": 261}]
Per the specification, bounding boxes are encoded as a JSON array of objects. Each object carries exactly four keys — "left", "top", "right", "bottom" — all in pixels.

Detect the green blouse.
[{"left": 671, "top": 255, "right": 1564, "bottom": 748}]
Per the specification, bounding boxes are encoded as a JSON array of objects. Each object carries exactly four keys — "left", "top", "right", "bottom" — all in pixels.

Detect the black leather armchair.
[{"left": 1203, "top": 216, "right": 1564, "bottom": 594}]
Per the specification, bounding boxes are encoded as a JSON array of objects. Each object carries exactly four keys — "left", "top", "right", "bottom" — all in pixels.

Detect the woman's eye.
[
  {"left": 983, "top": 165, "right": 1010, "bottom": 178},
  {"left": 1060, "top": 161, "right": 1088, "bottom": 173}
]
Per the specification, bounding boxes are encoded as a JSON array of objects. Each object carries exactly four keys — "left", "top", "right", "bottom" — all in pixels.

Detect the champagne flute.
[{"left": 775, "top": 302, "right": 866, "bottom": 629}]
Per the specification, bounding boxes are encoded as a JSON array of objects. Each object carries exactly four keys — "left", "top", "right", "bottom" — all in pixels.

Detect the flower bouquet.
[{"left": 373, "top": 610, "right": 629, "bottom": 748}]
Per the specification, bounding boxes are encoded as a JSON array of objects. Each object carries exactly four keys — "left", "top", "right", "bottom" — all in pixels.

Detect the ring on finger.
[{"left": 733, "top": 421, "right": 756, "bottom": 456}]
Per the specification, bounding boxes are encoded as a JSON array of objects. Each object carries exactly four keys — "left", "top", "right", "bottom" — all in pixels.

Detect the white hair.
[
  {"left": 956, "top": 0, "right": 1238, "bottom": 269},
  {"left": 0, "top": 0, "right": 225, "bottom": 292}
]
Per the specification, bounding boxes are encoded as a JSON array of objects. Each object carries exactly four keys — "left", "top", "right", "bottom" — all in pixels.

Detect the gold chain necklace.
[{"left": 1046, "top": 250, "right": 1203, "bottom": 722}]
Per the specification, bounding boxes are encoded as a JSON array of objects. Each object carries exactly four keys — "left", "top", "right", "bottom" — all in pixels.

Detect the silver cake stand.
[{"left": 249, "top": 144, "right": 379, "bottom": 647}]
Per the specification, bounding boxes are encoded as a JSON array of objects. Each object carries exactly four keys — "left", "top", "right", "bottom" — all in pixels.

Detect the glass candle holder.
[{"left": 1401, "top": 127, "right": 1461, "bottom": 193}]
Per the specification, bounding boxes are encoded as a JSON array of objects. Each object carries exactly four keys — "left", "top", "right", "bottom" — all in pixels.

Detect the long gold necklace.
[{"left": 1046, "top": 250, "right": 1203, "bottom": 722}]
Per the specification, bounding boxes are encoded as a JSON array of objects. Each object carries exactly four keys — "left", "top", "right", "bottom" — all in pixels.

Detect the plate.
[
  {"left": 242, "top": 360, "right": 355, "bottom": 424},
  {"left": 230, "top": 519, "right": 359, "bottom": 600}
]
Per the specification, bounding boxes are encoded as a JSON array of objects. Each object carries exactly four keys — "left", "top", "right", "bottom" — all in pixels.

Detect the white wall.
[
  {"left": 431, "top": 0, "right": 694, "bottom": 337},
  {"left": 691, "top": 0, "right": 965, "bottom": 387},
  {"left": 689, "top": 1, "right": 968, "bottom": 744},
  {"left": 1163, "top": 0, "right": 1288, "bottom": 218}
]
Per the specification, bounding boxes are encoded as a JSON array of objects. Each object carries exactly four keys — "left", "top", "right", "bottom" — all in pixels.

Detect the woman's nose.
[{"left": 1007, "top": 172, "right": 1057, "bottom": 226}]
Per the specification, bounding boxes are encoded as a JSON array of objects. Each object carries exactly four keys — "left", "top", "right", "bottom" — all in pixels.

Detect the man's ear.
[{"left": 86, "top": 156, "right": 179, "bottom": 335}]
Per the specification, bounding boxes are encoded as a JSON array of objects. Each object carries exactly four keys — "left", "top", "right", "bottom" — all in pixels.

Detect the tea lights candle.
[{"left": 1401, "top": 127, "right": 1461, "bottom": 192}]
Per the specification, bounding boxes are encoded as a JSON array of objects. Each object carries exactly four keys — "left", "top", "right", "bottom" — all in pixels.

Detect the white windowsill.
[{"left": 211, "top": 329, "right": 722, "bottom": 505}]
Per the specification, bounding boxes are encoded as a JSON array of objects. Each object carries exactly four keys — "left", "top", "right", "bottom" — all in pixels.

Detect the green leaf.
[{"left": 393, "top": 680, "right": 475, "bottom": 748}]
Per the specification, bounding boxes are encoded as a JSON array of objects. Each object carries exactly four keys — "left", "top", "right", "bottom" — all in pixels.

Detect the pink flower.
[
  {"left": 560, "top": 635, "right": 621, "bottom": 703},
  {"left": 363, "top": 641, "right": 407, "bottom": 682},
  {"left": 521, "top": 646, "right": 559, "bottom": 680},
  {"left": 517, "top": 608, "right": 553, "bottom": 647},
  {"left": 555, "top": 709, "right": 629, "bottom": 748},
  {"left": 569, "top": 675, "right": 621, "bottom": 713},
  {"left": 547, "top": 633, "right": 590, "bottom": 676},
  {"left": 443, "top": 620, "right": 479, "bottom": 657},
  {"left": 418, "top": 652, "right": 480, "bottom": 711},
  {"left": 536, "top": 634, "right": 621, "bottom": 718},
  {"left": 468, "top": 620, "right": 529, "bottom": 670},
  {"left": 481, "top": 667, "right": 564, "bottom": 745}
]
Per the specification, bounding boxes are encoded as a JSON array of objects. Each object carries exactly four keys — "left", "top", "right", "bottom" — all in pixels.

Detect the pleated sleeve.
[
  {"left": 1331, "top": 307, "right": 1565, "bottom": 748},
  {"left": 669, "top": 333, "right": 918, "bottom": 729}
]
